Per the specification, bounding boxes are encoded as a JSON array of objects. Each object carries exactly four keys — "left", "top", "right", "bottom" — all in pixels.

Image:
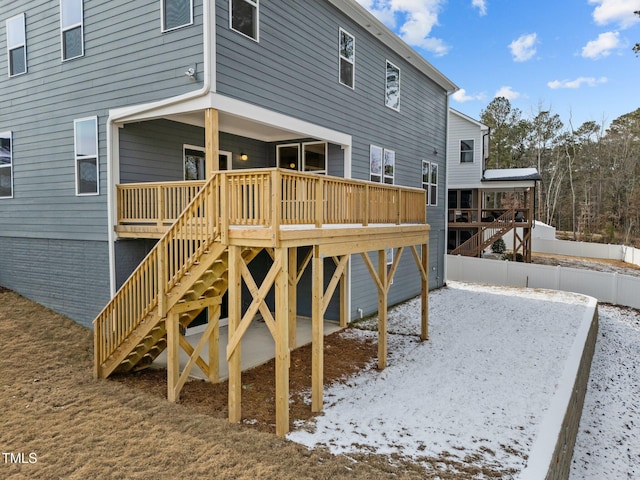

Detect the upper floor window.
[
  {"left": 230, "top": 0, "right": 259, "bottom": 41},
  {"left": 0, "top": 132, "right": 13, "bottom": 199},
  {"left": 60, "top": 0, "right": 84, "bottom": 61},
  {"left": 370, "top": 145, "right": 394, "bottom": 184},
  {"left": 385, "top": 61, "right": 400, "bottom": 111},
  {"left": 460, "top": 139, "right": 474, "bottom": 163},
  {"left": 422, "top": 160, "right": 438, "bottom": 206},
  {"left": 6, "top": 14, "right": 27, "bottom": 77},
  {"left": 339, "top": 28, "right": 355, "bottom": 89},
  {"left": 74, "top": 117, "right": 98, "bottom": 195},
  {"left": 162, "top": 0, "right": 193, "bottom": 32}
]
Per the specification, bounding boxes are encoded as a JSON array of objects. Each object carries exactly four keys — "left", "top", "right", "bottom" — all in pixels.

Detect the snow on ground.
[
  {"left": 288, "top": 282, "right": 594, "bottom": 477},
  {"left": 569, "top": 304, "right": 640, "bottom": 480}
]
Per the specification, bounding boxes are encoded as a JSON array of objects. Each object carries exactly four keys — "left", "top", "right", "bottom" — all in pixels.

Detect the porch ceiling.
[{"left": 167, "top": 111, "right": 313, "bottom": 143}]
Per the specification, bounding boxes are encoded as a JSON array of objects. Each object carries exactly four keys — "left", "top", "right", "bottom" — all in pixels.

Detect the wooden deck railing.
[
  {"left": 450, "top": 209, "right": 516, "bottom": 257},
  {"left": 116, "top": 169, "right": 427, "bottom": 230}
]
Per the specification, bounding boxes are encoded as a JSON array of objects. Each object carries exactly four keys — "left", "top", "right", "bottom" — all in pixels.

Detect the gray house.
[{"left": 1, "top": 0, "right": 457, "bottom": 435}]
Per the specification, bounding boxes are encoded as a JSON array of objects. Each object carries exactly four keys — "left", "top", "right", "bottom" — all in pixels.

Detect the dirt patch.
[
  {"left": 531, "top": 253, "right": 640, "bottom": 276},
  {"left": 113, "top": 331, "right": 378, "bottom": 434}
]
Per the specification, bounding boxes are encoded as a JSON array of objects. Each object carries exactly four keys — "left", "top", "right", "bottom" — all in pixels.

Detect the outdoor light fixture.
[
  {"left": 433, "top": 148, "right": 438, "bottom": 155},
  {"left": 240, "top": 153, "right": 248, "bottom": 161},
  {"left": 289, "top": 163, "right": 296, "bottom": 169}
]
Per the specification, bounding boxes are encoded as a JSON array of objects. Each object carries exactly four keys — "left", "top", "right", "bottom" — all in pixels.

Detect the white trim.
[
  {"left": 74, "top": 116, "right": 99, "bottom": 196},
  {"left": 229, "top": 0, "right": 259, "bottom": 42},
  {"left": 6, "top": 13, "right": 27, "bottom": 77},
  {"left": 460, "top": 139, "right": 474, "bottom": 163},
  {"left": 385, "top": 60, "right": 401, "bottom": 111},
  {"left": 60, "top": 0, "right": 84, "bottom": 61},
  {"left": 383, "top": 148, "right": 395, "bottom": 184},
  {"left": 369, "top": 145, "right": 383, "bottom": 183},
  {"left": 161, "top": 0, "right": 194, "bottom": 33},
  {"left": 338, "top": 27, "right": 355, "bottom": 90},
  {"left": 0, "top": 131, "right": 14, "bottom": 199}
]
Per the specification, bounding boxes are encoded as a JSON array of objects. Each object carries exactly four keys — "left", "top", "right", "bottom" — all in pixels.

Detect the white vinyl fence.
[
  {"left": 447, "top": 255, "right": 640, "bottom": 310},
  {"left": 532, "top": 238, "right": 640, "bottom": 267}
]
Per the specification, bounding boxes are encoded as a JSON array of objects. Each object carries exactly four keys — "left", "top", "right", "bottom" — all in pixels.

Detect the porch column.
[
  {"left": 228, "top": 245, "right": 242, "bottom": 423},
  {"left": 205, "top": 108, "right": 220, "bottom": 177}
]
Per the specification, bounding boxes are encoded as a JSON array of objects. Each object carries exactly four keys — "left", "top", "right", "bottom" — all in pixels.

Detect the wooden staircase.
[
  {"left": 93, "top": 174, "right": 261, "bottom": 378},
  {"left": 450, "top": 209, "right": 516, "bottom": 257}
]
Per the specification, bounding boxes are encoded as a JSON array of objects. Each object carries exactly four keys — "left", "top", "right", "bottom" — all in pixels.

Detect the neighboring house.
[
  {"left": 447, "top": 109, "right": 540, "bottom": 261},
  {"left": 0, "top": 1, "right": 457, "bottom": 434}
]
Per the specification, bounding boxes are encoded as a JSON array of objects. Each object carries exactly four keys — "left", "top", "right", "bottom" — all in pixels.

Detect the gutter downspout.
[{"left": 106, "top": 0, "right": 214, "bottom": 296}]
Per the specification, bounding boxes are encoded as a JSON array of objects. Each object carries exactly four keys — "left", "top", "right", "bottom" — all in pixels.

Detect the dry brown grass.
[{"left": 0, "top": 289, "right": 512, "bottom": 479}]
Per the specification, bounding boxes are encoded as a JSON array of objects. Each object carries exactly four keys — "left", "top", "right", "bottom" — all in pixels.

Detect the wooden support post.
[
  {"left": 208, "top": 304, "right": 220, "bottom": 383},
  {"left": 311, "top": 246, "right": 324, "bottom": 413},
  {"left": 378, "top": 249, "right": 388, "bottom": 370},
  {"left": 274, "top": 248, "right": 290, "bottom": 436},
  {"left": 340, "top": 256, "right": 348, "bottom": 328},
  {"left": 421, "top": 243, "right": 429, "bottom": 341},
  {"left": 228, "top": 245, "right": 242, "bottom": 423},
  {"left": 205, "top": 108, "right": 219, "bottom": 178},
  {"left": 167, "top": 312, "right": 180, "bottom": 402},
  {"left": 288, "top": 247, "right": 297, "bottom": 348}
]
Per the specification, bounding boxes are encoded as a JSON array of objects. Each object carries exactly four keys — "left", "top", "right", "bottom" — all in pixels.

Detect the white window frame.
[
  {"left": 422, "top": 160, "right": 438, "bottom": 207},
  {"left": 0, "top": 131, "right": 13, "bottom": 199},
  {"left": 383, "top": 149, "right": 395, "bottom": 185},
  {"left": 183, "top": 145, "right": 206, "bottom": 180},
  {"left": 161, "top": 0, "right": 194, "bottom": 32},
  {"left": 229, "top": 0, "right": 259, "bottom": 42},
  {"left": 60, "top": 0, "right": 84, "bottom": 61},
  {"left": 385, "top": 60, "right": 401, "bottom": 111},
  {"left": 302, "top": 142, "right": 327, "bottom": 174},
  {"left": 277, "top": 143, "right": 300, "bottom": 170},
  {"left": 6, "top": 14, "right": 27, "bottom": 77},
  {"left": 369, "top": 145, "right": 383, "bottom": 183},
  {"left": 338, "top": 28, "right": 355, "bottom": 89},
  {"left": 74, "top": 117, "right": 99, "bottom": 196},
  {"left": 460, "top": 139, "right": 474, "bottom": 163}
]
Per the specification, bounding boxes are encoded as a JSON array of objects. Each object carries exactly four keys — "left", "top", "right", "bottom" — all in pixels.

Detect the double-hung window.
[
  {"left": 460, "top": 139, "right": 474, "bottom": 163},
  {"left": 74, "top": 117, "right": 98, "bottom": 195},
  {"left": 162, "top": 0, "right": 193, "bottom": 32},
  {"left": 6, "top": 14, "right": 27, "bottom": 77},
  {"left": 339, "top": 28, "right": 355, "bottom": 89},
  {"left": 385, "top": 61, "right": 400, "bottom": 111},
  {"left": 422, "top": 160, "right": 438, "bottom": 206},
  {"left": 60, "top": 0, "right": 83, "bottom": 61},
  {"left": 370, "top": 146, "right": 394, "bottom": 185},
  {"left": 230, "top": 0, "right": 259, "bottom": 41},
  {"left": 0, "top": 132, "right": 13, "bottom": 199}
]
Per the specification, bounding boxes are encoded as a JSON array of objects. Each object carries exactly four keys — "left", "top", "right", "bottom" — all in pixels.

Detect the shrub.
[
  {"left": 491, "top": 238, "right": 506, "bottom": 254},
  {"left": 501, "top": 252, "right": 524, "bottom": 262}
]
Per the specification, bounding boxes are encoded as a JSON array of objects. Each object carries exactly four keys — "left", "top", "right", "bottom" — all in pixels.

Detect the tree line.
[{"left": 480, "top": 97, "right": 640, "bottom": 245}]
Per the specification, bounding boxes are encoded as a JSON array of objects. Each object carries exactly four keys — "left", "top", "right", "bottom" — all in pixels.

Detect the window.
[
  {"left": 230, "top": 0, "right": 258, "bottom": 41},
  {"left": 370, "top": 146, "right": 394, "bottom": 184},
  {"left": 277, "top": 144, "right": 300, "bottom": 170},
  {"left": 422, "top": 160, "right": 438, "bottom": 206},
  {"left": 385, "top": 61, "right": 400, "bottom": 110},
  {"left": 184, "top": 146, "right": 205, "bottom": 180},
  {"left": 460, "top": 139, "right": 474, "bottom": 163},
  {"left": 60, "top": 0, "right": 83, "bottom": 60},
  {"left": 302, "top": 142, "right": 326, "bottom": 174},
  {"left": 7, "top": 14, "right": 27, "bottom": 76},
  {"left": 74, "top": 117, "right": 98, "bottom": 195},
  {"left": 0, "top": 132, "right": 13, "bottom": 199},
  {"left": 162, "top": 0, "right": 193, "bottom": 32},
  {"left": 339, "top": 28, "right": 355, "bottom": 89}
]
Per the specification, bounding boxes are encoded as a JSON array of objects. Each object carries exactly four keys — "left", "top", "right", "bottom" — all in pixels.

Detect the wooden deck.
[{"left": 97, "top": 168, "right": 430, "bottom": 436}]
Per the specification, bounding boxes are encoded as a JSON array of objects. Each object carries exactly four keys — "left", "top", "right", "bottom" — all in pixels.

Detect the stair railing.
[
  {"left": 451, "top": 209, "right": 515, "bottom": 257},
  {"left": 94, "top": 174, "right": 221, "bottom": 376}
]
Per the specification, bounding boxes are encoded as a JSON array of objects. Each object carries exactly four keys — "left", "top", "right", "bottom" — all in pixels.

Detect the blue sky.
[{"left": 357, "top": 0, "right": 640, "bottom": 129}]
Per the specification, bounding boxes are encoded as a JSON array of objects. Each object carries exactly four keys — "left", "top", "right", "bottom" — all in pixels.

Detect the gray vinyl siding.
[
  {"left": 0, "top": 237, "right": 110, "bottom": 327},
  {"left": 0, "top": 0, "right": 204, "bottom": 242},
  {"left": 215, "top": 0, "right": 448, "bottom": 317}
]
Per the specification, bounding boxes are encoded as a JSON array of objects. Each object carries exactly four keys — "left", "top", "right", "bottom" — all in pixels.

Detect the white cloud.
[
  {"left": 472, "top": 0, "right": 487, "bottom": 16},
  {"left": 547, "top": 77, "right": 608, "bottom": 89},
  {"left": 495, "top": 86, "right": 521, "bottom": 100},
  {"left": 581, "top": 31, "right": 622, "bottom": 59},
  {"left": 356, "top": 0, "right": 451, "bottom": 56},
  {"left": 451, "top": 88, "right": 486, "bottom": 103},
  {"left": 509, "top": 33, "right": 538, "bottom": 62},
  {"left": 588, "top": 0, "right": 640, "bottom": 29}
]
